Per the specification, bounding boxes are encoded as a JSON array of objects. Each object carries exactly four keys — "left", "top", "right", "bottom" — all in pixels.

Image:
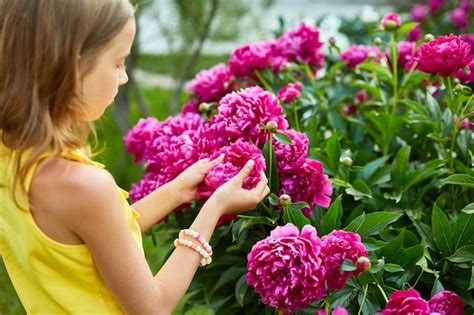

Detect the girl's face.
[{"left": 80, "top": 18, "right": 136, "bottom": 121}]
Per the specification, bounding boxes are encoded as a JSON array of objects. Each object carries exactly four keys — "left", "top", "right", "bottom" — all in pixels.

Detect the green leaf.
[
  {"left": 290, "top": 201, "right": 310, "bottom": 211},
  {"left": 369, "top": 259, "right": 385, "bottom": 273},
  {"left": 384, "top": 263, "right": 405, "bottom": 273},
  {"left": 211, "top": 266, "right": 246, "bottom": 296},
  {"left": 282, "top": 205, "right": 310, "bottom": 231},
  {"left": 396, "top": 244, "right": 424, "bottom": 268},
  {"left": 401, "top": 159, "right": 445, "bottom": 191},
  {"left": 273, "top": 132, "right": 292, "bottom": 144},
  {"left": 320, "top": 195, "right": 343, "bottom": 235},
  {"left": 427, "top": 92, "right": 442, "bottom": 124},
  {"left": 267, "top": 193, "right": 279, "bottom": 206},
  {"left": 469, "top": 267, "right": 474, "bottom": 290},
  {"left": 346, "top": 178, "right": 372, "bottom": 200},
  {"left": 235, "top": 274, "right": 248, "bottom": 307},
  {"left": 432, "top": 204, "right": 454, "bottom": 256},
  {"left": 184, "top": 306, "right": 215, "bottom": 315},
  {"left": 358, "top": 156, "right": 390, "bottom": 183},
  {"left": 380, "top": 230, "right": 405, "bottom": 263},
  {"left": 347, "top": 212, "right": 402, "bottom": 237},
  {"left": 447, "top": 245, "right": 474, "bottom": 263},
  {"left": 344, "top": 213, "right": 366, "bottom": 233},
  {"left": 341, "top": 259, "right": 358, "bottom": 271},
  {"left": 461, "top": 203, "right": 474, "bottom": 214},
  {"left": 391, "top": 146, "right": 411, "bottom": 193},
  {"left": 357, "top": 61, "right": 393, "bottom": 81},
  {"left": 261, "top": 137, "right": 279, "bottom": 193},
  {"left": 441, "top": 174, "right": 474, "bottom": 188},
  {"left": 325, "top": 132, "right": 341, "bottom": 175},
  {"left": 431, "top": 279, "right": 444, "bottom": 296},
  {"left": 238, "top": 216, "right": 279, "bottom": 236},
  {"left": 453, "top": 213, "right": 474, "bottom": 249},
  {"left": 397, "top": 21, "right": 419, "bottom": 38}
]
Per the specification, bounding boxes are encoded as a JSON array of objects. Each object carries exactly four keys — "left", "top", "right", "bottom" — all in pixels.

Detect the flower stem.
[
  {"left": 303, "top": 62, "right": 317, "bottom": 86},
  {"left": 390, "top": 32, "right": 398, "bottom": 116},
  {"left": 292, "top": 102, "right": 300, "bottom": 131},
  {"left": 255, "top": 69, "right": 272, "bottom": 91},
  {"left": 377, "top": 283, "right": 389, "bottom": 303},
  {"left": 268, "top": 133, "right": 274, "bottom": 189},
  {"left": 357, "top": 284, "right": 369, "bottom": 315}
]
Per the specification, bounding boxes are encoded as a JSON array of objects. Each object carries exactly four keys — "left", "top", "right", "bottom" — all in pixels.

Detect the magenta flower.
[
  {"left": 124, "top": 117, "right": 160, "bottom": 163},
  {"left": 454, "top": 59, "right": 474, "bottom": 84},
  {"left": 181, "top": 97, "right": 199, "bottom": 114},
  {"left": 275, "top": 22, "right": 325, "bottom": 70},
  {"left": 409, "top": 26, "right": 423, "bottom": 42},
  {"left": 460, "top": 34, "right": 474, "bottom": 54},
  {"left": 273, "top": 129, "right": 309, "bottom": 172},
  {"left": 129, "top": 172, "right": 170, "bottom": 202},
  {"left": 197, "top": 141, "right": 266, "bottom": 198},
  {"left": 340, "top": 45, "right": 382, "bottom": 68},
  {"left": 449, "top": 8, "right": 469, "bottom": 30},
  {"left": 377, "top": 289, "right": 430, "bottom": 315},
  {"left": 413, "top": 34, "right": 471, "bottom": 77},
  {"left": 187, "top": 63, "right": 234, "bottom": 103},
  {"left": 429, "top": 290, "right": 464, "bottom": 315},
  {"left": 355, "top": 90, "right": 367, "bottom": 103},
  {"left": 315, "top": 306, "right": 349, "bottom": 315},
  {"left": 428, "top": 0, "right": 444, "bottom": 12},
  {"left": 411, "top": 4, "right": 429, "bottom": 22},
  {"left": 320, "top": 230, "right": 368, "bottom": 291},
  {"left": 342, "top": 103, "right": 357, "bottom": 116},
  {"left": 246, "top": 224, "right": 326, "bottom": 311},
  {"left": 277, "top": 82, "right": 303, "bottom": 103},
  {"left": 228, "top": 41, "right": 273, "bottom": 77},
  {"left": 279, "top": 159, "right": 332, "bottom": 216},
  {"left": 460, "top": 0, "right": 471, "bottom": 11},
  {"left": 380, "top": 13, "right": 401, "bottom": 30},
  {"left": 387, "top": 41, "right": 416, "bottom": 69},
  {"left": 213, "top": 86, "right": 288, "bottom": 147}
]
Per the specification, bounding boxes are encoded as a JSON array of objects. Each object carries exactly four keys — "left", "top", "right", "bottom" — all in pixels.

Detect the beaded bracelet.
[
  {"left": 174, "top": 238, "right": 212, "bottom": 267},
  {"left": 179, "top": 229, "right": 213, "bottom": 256}
]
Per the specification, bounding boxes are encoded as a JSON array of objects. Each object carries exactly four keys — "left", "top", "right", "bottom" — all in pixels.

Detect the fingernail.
[{"left": 247, "top": 160, "right": 254, "bottom": 166}]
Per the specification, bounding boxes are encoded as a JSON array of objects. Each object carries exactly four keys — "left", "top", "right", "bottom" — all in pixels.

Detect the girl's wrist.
[{"left": 201, "top": 197, "right": 225, "bottom": 221}]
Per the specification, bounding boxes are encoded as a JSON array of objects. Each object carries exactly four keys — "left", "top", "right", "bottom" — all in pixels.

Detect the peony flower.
[
  {"left": 340, "top": 45, "right": 382, "bottom": 68},
  {"left": 228, "top": 41, "right": 274, "bottom": 77},
  {"left": 429, "top": 290, "right": 464, "bottom": 315},
  {"left": 273, "top": 129, "right": 309, "bottom": 172},
  {"left": 181, "top": 97, "right": 199, "bottom": 114},
  {"left": 409, "top": 26, "right": 423, "bottom": 42},
  {"left": 454, "top": 59, "right": 474, "bottom": 84},
  {"left": 277, "top": 82, "right": 303, "bottom": 103},
  {"left": 428, "top": 0, "right": 444, "bottom": 12},
  {"left": 124, "top": 117, "right": 161, "bottom": 163},
  {"left": 315, "top": 306, "right": 349, "bottom": 315},
  {"left": 460, "top": 0, "right": 471, "bottom": 11},
  {"left": 413, "top": 34, "right": 471, "bottom": 77},
  {"left": 380, "top": 13, "right": 401, "bottom": 31},
  {"left": 342, "top": 103, "right": 357, "bottom": 116},
  {"left": 187, "top": 63, "right": 234, "bottom": 103},
  {"left": 197, "top": 141, "right": 266, "bottom": 198},
  {"left": 377, "top": 288, "right": 430, "bottom": 315},
  {"left": 355, "top": 90, "right": 367, "bottom": 103},
  {"left": 213, "top": 86, "right": 288, "bottom": 147},
  {"left": 449, "top": 8, "right": 469, "bottom": 30},
  {"left": 279, "top": 159, "right": 332, "bottom": 216},
  {"left": 320, "top": 230, "right": 368, "bottom": 291},
  {"left": 129, "top": 172, "right": 170, "bottom": 202},
  {"left": 411, "top": 4, "right": 429, "bottom": 23},
  {"left": 275, "top": 22, "right": 325, "bottom": 70},
  {"left": 246, "top": 224, "right": 326, "bottom": 311},
  {"left": 460, "top": 34, "right": 474, "bottom": 54}
]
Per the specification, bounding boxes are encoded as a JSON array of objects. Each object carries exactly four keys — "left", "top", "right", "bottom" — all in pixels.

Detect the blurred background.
[{"left": 1, "top": 0, "right": 471, "bottom": 314}]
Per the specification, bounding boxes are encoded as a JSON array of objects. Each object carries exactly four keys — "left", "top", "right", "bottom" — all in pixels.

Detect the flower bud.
[
  {"left": 279, "top": 194, "right": 291, "bottom": 205},
  {"left": 198, "top": 102, "right": 211, "bottom": 113},
  {"left": 266, "top": 121, "right": 278, "bottom": 133},
  {"left": 373, "top": 37, "right": 383, "bottom": 46},
  {"left": 357, "top": 256, "right": 371, "bottom": 270},
  {"left": 367, "top": 51, "right": 377, "bottom": 61},
  {"left": 329, "top": 36, "right": 337, "bottom": 45},
  {"left": 423, "top": 33, "right": 435, "bottom": 42},
  {"left": 339, "top": 156, "right": 353, "bottom": 167}
]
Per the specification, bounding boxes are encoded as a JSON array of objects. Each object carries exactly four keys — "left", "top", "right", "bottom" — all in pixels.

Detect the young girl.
[{"left": 0, "top": 1, "right": 269, "bottom": 314}]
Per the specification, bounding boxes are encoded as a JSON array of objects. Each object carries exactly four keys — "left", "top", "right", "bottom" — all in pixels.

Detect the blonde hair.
[{"left": 0, "top": 0, "right": 135, "bottom": 208}]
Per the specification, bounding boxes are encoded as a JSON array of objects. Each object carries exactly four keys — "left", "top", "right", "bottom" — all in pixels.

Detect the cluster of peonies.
[
  {"left": 410, "top": 0, "right": 471, "bottom": 32},
  {"left": 246, "top": 224, "right": 369, "bottom": 312},
  {"left": 125, "top": 86, "right": 332, "bottom": 218},
  {"left": 378, "top": 288, "right": 464, "bottom": 315}
]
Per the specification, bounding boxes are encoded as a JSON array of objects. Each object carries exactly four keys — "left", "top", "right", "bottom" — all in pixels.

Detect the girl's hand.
[
  {"left": 208, "top": 160, "right": 270, "bottom": 216},
  {"left": 171, "top": 155, "right": 224, "bottom": 204}
]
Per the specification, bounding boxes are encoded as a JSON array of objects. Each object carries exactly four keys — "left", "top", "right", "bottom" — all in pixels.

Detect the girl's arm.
[{"left": 64, "top": 160, "right": 267, "bottom": 315}]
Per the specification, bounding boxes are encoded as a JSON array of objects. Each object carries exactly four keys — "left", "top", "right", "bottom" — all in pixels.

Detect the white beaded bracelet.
[
  {"left": 174, "top": 238, "right": 212, "bottom": 267},
  {"left": 179, "top": 229, "right": 213, "bottom": 256}
]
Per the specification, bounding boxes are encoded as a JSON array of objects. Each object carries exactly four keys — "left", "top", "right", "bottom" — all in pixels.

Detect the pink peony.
[
  {"left": 273, "top": 129, "right": 309, "bottom": 173},
  {"left": 460, "top": 34, "right": 474, "bottom": 54},
  {"left": 124, "top": 117, "right": 161, "bottom": 163},
  {"left": 377, "top": 289, "right": 430, "bottom": 315},
  {"left": 228, "top": 41, "right": 273, "bottom": 77},
  {"left": 409, "top": 26, "right": 423, "bottom": 42},
  {"left": 355, "top": 90, "right": 367, "bottom": 103},
  {"left": 342, "top": 103, "right": 357, "bottom": 116},
  {"left": 340, "top": 45, "right": 382, "bottom": 68},
  {"left": 320, "top": 230, "right": 368, "bottom": 291},
  {"left": 277, "top": 82, "right": 303, "bottom": 103},
  {"left": 275, "top": 22, "right": 325, "bottom": 70},
  {"left": 181, "top": 97, "right": 199, "bottom": 114},
  {"left": 411, "top": 4, "right": 429, "bottom": 23},
  {"left": 413, "top": 34, "right": 472, "bottom": 77},
  {"left": 197, "top": 141, "right": 266, "bottom": 198},
  {"left": 129, "top": 172, "right": 170, "bottom": 202},
  {"left": 214, "top": 86, "right": 288, "bottom": 147},
  {"left": 315, "top": 306, "right": 349, "bottom": 315},
  {"left": 279, "top": 159, "right": 332, "bottom": 216},
  {"left": 454, "top": 59, "right": 474, "bottom": 84},
  {"left": 449, "top": 8, "right": 469, "bottom": 30},
  {"left": 187, "top": 63, "right": 234, "bottom": 103},
  {"left": 428, "top": 0, "right": 444, "bottom": 12},
  {"left": 399, "top": 41, "right": 417, "bottom": 69},
  {"left": 246, "top": 224, "right": 326, "bottom": 311},
  {"left": 193, "top": 119, "right": 230, "bottom": 159},
  {"left": 460, "top": 0, "right": 471, "bottom": 11},
  {"left": 429, "top": 290, "right": 464, "bottom": 315},
  {"left": 380, "top": 13, "right": 401, "bottom": 30}
]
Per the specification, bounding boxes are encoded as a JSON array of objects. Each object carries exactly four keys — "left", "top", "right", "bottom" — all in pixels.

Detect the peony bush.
[{"left": 125, "top": 5, "right": 474, "bottom": 314}]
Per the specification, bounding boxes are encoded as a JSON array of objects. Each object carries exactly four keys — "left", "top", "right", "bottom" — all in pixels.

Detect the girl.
[{"left": 0, "top": 1, "right": 269, "bottom": 314}]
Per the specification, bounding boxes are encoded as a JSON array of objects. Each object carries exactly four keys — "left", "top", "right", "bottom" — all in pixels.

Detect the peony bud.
[
  {"left": 265, "top": 121, "right": 279, "bottom": 133},
  {"left": 373, "top": 37, "right": 383, "bottom": 46},
  {"left": 357, "top": 256, "right": 371, "bottom": 270},
  {"left": 279, "top": 194, "right": 292, "bottom": 205},
  {"left": 329, "top": 36, "right": 337, "bottom": 45},
  {"left": 340, "top": 156, "right": 353, "bottom": 166},
  {"left": 380, "top": 13, "right": 401, "bottom": 31},
  {"left": 198, "top": 102, "right": 211, "bottom": 113},
  {"left": 423, "top": 33, "right": 435, "bottom": 42},
  {"left": 367, "top": 51, "right": 377, "bottom": 61}
]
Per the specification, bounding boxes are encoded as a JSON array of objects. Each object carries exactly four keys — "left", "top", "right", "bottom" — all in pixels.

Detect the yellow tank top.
[{"left": 0, "top": 136, "right": 143, "bottom": 314}]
